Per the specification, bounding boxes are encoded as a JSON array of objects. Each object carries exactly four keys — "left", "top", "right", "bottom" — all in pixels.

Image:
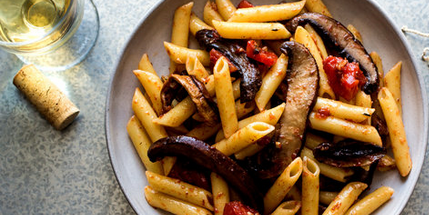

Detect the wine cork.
[{"left": 13, "top": 64, "right": 80, "bottom": 130}]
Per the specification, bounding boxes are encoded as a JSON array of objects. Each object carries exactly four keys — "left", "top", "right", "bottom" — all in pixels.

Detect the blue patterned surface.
[{"left": 0, "top": 0, "right": 428, "bottom": 214}]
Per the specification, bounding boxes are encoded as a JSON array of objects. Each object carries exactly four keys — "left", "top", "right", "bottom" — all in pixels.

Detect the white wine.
[{"left": 0, "top": 0, "right": 70, "bottom": 43}]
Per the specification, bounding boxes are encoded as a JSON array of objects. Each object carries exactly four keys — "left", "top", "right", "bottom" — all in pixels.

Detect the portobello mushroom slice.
[
  {"left": 259, "top": 41, "right": 319, "bottom": 178},
  {"left": 195, "top": 29, "right": 262, "bottom": 102},
  {"left": 285, "top": 13, "right": 379, "bottom": 94},
  {"left": 147, "top": 135, "right": 264, "bottom": 213},
  {"left": 161, "top": 74, "right": 219, "bottom": 125},
  {"left": 313, "top": 140, "right": 386, "bottom": 168}
]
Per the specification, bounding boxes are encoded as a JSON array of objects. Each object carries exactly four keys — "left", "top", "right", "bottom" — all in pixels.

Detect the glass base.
[{"left": 17, "top": 0, "right": 100, "bottom": 72}]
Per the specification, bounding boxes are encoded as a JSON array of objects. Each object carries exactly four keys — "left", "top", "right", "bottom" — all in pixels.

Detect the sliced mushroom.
[
  {"left": 147, "top": 135, "right": 264, "bottom": 213},
  {"left": 258, "top": 41, "right": 319, "bottom": 179},
  {"left": 161, "top": 74, "right": 219, "bottom": 125},
  {"left": 195, "top": 29, "right": 262, "bottom": 102},
  {"left": 313, "top": 140, "right": 386, "bottom": 168},
  {"left": 285, "top": 13, "right": 379, "bottom": 94}
]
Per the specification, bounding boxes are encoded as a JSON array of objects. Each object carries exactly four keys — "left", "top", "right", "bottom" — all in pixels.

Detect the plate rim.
[{"left": 105, "top": 0, "right": 429, "bottom": 214}]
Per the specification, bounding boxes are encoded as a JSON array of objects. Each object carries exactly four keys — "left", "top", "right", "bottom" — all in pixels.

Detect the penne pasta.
[
  {"left": 271, "top": 200, "right": 302, "bottom": 215},
  {"left": 302, "top": 156, "right": 320, "bottom": 215},
  {"left": 227, "top": 1, "right": 306, "bottom": 22},
  {"left": 294, "top": 26, "right": 335, "bottom": 99},
  {"left": 383, "top": 61, "right": 402, "bottom": 114},
  {"left": 305, "top": 132, "right": 329, "bottom": 150},
  {"left": 378, "top": 87, "right": 412, "bottom": 177},
  {"left": 138, "top": 53, "right": 157, "bottom": 74},
  {"left": 146, "top": 171, "right": 214, "bottom": 211},
  {"left": 211, "top": 172, "right": 230, "bottom": 215},
  {"left": 215, "top": 0, "right": 236, "bottom": 20},
  {"left": 264, "top": 157, "right": 303, "bottom": 214},
  {"left": 164, "top": 41, "right": 210, "bottom": 66},
  {"left": 169, "top": 2, "right": 194, "bottom": 73},
  {"left": 323, "top": 182, "right": 368, "bottom": 215},
  {"left": 153, "top": 96, "right": 197, "bottom": 127},
  {"left": 304, "top": 24, "right": 328, "bottom": 60},
  {"left": 212, "top": 20, "right": 291, "bottom": 40},
  {"left": 305, "top": 0, "right": 332, "bottom": 17},
  {"left": 370, "top": 51, "right": 384, "bottom": 88},
  {"left": 345, "top": 186, "right": 394, "bottom": 215},
  {"left": 186, "top": 123, "right": 222, "bottom": 141},
  {"left": 301, "top": 147, "right": 353, "bottom": 183},
  {"left": 127, "top": 116, "right": 164, "bottom": 175},
  {"left": 132, "top": 88, "right": 168, "bottom": 142},
  {"left": 144, "top": 186, "right": 212, "bottom": 215},
  {"left": 214, "top": 57, "right": 238, "bottom": 138},
  {"left": 213, "top": 122, "right": 274, "bottom": 156},
  {"left": 309, "top": 112, "right": 383, "bottom": 146},
  {"left": 190, "top": 12, "right": 214, "bottom": 36},
  {"left": 319, "top": 191, "right": 339, "bottom": 206},
  {"left": 186, "top": 55, "right": 210, "bottom": 82},
  {"left": 133, "top": 70, "right": 163, "bottom": 116},
  {"left": 204, "top": 1, "right": 224, "bottom": 27},
  {"left": 255, "top": 54, "right": 288, "bottom": 111},
  {"left": 313, "top": 97, "right": 375, "bottom": 123}
]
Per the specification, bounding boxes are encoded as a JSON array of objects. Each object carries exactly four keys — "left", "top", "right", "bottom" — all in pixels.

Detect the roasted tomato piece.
[
  {"left": 246, "top": 40, "right": 278, "bottom": 66},
  {"left": 237, "top": 0, "right": 254, "bottom": 8},
  {"left": 224, "top": 201, "right": 260, "bottom": 215},
  {"left": 323, "top": 56, "right": 366, "bottom": 101},
  {"left": 210, "top": 49, "right": 238, "bottom": 72}
]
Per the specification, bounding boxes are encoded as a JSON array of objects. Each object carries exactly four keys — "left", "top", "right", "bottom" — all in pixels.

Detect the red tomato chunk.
[
  {"left": 223, "top": 201, "right": 260, "bottom": 215},
  {"left": 246, "top": 40, "right": 278, "bottom": 67},
  {"left": 323, "top": 56, "right": 366, "bottom": 101},
  {"left": 237, "top": 0, "right": 254, "bottom": 8}
]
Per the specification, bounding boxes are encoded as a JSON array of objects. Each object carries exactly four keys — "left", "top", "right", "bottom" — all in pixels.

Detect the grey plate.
[{"left": 106, "top": 0, "right": 428, "bottom": 214}]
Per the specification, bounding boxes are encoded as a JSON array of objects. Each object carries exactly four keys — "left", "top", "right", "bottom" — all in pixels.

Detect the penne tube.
[
  {"left": 190, "top": 12, "right": 214, "bottom": 36},
  {"left": 227, "top": 1, "right": 306, "bottom": 22},
  {"left": 302, "top": 156, "right": 320, "bottom": 215},
  {"left": 271, "top": 200, "right": 302, "bottom": 215},
  {"left": 319, "top": 191, "right": 339, "bottom": 206},
  {"left": 186, "top": 55, "right": 210, "bottom": 82},
  {"left": 377, "top": 155, "right": 396, "bottom": 172},
  {"left": 255, "top": 54, "right": 288, "bottom": 111},
  {"left": 305, "top": 132, "right": 329, "bottom": 150},
  {"left": 383, "top": 61, "right": 402, "bottom": 114},
  {"left": 164, "top": 41, "right": 210, "bottom": 66},
  {"left": 186, "top": 123, "right": 222, "bottom": 141},
  {"left": 127, "top": 116, "right": 164, "bottom": 175},
  {"left": 264, "top": 157, "right": 303, "bottom": 215},
  {"left": 215, "top": 0, "right": 236, "bottom": 20},
  {"left": 214, "top": 57, "right": 238, "bottom": 138},
  {"left": 144, "top": 186, "right": 212, "bottom": 215},
  {"left": 211, "top": 172, "right": 230, "bottom": 215},
  {"left": 323, "top": 182, "right": 368, "bottom": 215},
  {"left": 212, "top": 20, "right": 291, "bottom": 40},
  {"left": 304, "top": 24, "right": 328, "bottom": 60},
  {"left": 233, "top": 142, "right": 266, "bottom": 160},
  {"left": 285, "top": 185, "right": 302, "bottom": 201},
  {"left": 309, "top": 112, "right": 383, "bottom": 146},
  {"left": 146, "top": 171, "right": 214, "bottom": 211},
  {"left": 345, "top": 186, "right": 394, "bottom": 215},
  {"left": 378, "top": 87, "right": 412, "bottom": 177},
  {"left": 301, "top": 147, "right": 354, "bottom": 183},
  {"left": 204, "top": 1, "right": 224, "bottom": 27},
  {"left": 138, "top": 53, "right": 157, "bottom": 74},
  {"left": 305, "top": 0, "right": 332, "bottom": 17},
  {"left": 295, "top": 26, "right": 335, "bottom": 99},
  {"left": 313, "top": 97, "right": 375, "bottom": 123},
  {"left": 370, "top": 52, "right": 384, "bottom": 88},
  {"left": 153, "top": 96, "right": 197, "bottom": 127},
  {"left": 169, "top": 2, "right": 193, "bottom": 74},
  {"left": 347, "top": 24, "right": 363, "bottom": 44},
  {"left": 213, "top": 122, "right": 274, "bottom": 156},
  {"left": 133, "top": 70, "right": 163, "bottom": 116},
  {"left": 132, "top": 88, "right": 168, "bottom": 142}
]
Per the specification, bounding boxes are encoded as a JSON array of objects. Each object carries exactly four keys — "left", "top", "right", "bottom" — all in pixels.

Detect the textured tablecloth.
[{"left": 0, "top": 0, "right": 428, "bottom": 214}]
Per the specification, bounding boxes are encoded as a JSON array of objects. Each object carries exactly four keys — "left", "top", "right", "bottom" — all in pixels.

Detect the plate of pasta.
[{"left": 106, "top": 0, "right": 428, "bottom": 214}]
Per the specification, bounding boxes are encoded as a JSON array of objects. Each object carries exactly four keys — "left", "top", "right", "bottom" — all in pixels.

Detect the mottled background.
[{"left": 0, "top": 0, "right": 428, "bottom": 214}]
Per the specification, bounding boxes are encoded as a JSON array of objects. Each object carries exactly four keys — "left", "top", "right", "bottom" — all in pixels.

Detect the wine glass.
[{"left": 0, "top": 0, "right": 100, "bottom": 71}]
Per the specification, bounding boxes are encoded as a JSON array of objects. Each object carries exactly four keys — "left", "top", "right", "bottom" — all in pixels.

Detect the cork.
[{"left": 13, "top": 64, "right": 80, "bottom": 130}]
